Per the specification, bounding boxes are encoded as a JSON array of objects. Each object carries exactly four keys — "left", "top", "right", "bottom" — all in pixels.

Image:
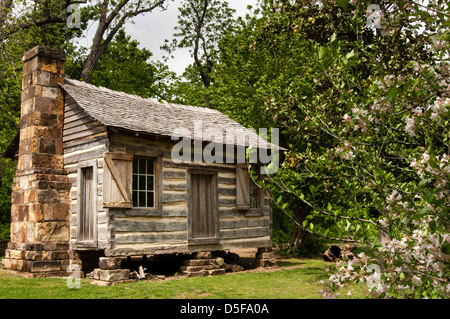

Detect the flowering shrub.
[
  {"left": 317, "top": 1, "right": 450, "bottom": 299},
  {"left": 210, "top": 0, "right": 450, "bottom": 298}
]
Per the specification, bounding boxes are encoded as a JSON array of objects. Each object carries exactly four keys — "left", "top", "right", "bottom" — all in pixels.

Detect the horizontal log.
[
  {"left": 218, "top": 198, "right": 236, "bottom": 207},
  {"left": 63, "top": 131, "right": 109, "bottom": 149},
  {"left": 64, "top": 111, "right": 91, "bottom": 125},
  {"left": 163, "top": 160, "right": 235, "bottom": 172},
  {"left": 162, "top": 170, "right": 186, "bottom": 179},
  {"left": 114, "top": 231, "right": 187, "bottom": 244},
  {"left": 219, "top": 217, "right": 270, "bottom": 229},
  {"left": 114, "top": 218, "right": 186, "bottom": 232},
  {"left": 162, "top": 192, "right": 187, "bottom": 203},
  {"left": 220, "top": 226, "right": 270, "bottom": 239},
  {"left": 63, "top": 145, "right": 106, "bottom": 165},
  {"left": 218, "top": 188, "right": 236, "bottom": 197},
  {"left": 108, "top": 236, "right": 271, "bottom": 256},
  {"left": 218, "top": 177, "right": 236, "bottom": 185},
  {"left": 63, "top": 126, "right": 108, "bottom": 143},
  {"left": 220, "top": 208, "right": 270, "bottom": 217},
  {"left": 63, "top": 121, "right": 105, "bottom": 136},
  {"left": 112, "top": 209, "right": 187, "bottom": 218},
  {"left": 162, "top": 183, "right": 186, "bottom": 190},
  {"left": 63, "top": 139, "right": 108, "bottom": 155},
  {"left": 64, "top": 116, "right": 100, "bottom": 131},
  {"left": 64, "top": 104, "right": 84, "bottom": 118}
]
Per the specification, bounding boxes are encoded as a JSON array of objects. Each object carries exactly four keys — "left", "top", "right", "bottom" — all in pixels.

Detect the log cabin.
[{"left": 1, "top": 46, "right": 282, "bottom": 279}]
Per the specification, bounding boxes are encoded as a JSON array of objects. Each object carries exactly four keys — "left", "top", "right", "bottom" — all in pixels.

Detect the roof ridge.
[
  {"left": 64, "top": 78, "right": 156, "bottom": 104},
  {"left": 64, "top": 78, "right": 220, "bottom": 114}
]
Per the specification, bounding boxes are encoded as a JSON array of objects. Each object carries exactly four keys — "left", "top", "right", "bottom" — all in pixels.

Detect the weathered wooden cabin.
[{"left": 2, "top": 46, "right": 280, "bottom": 279}]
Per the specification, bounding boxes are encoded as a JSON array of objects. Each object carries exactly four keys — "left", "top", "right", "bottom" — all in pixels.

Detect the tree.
[
  {"left": 0, "top": 0, "right": 75, "bottom": 42},
  {"left": 0, "top": 1, "right": 174, "bottom": 239},
  {"left": 67, "top": 28, "right": 176, "bottom": 99},
  {"left": 80, "top": 0, "right": 170, "bottom": 82},
  {"left": 162, "top": 0, "right": 236, "bottom": 107},
  {"left": 211, "top": 2, "right": 329, "bottom": 250},
  {"left": 0, "top": 0, "right": 87, "bottom": 240},
  {"left": 211, "top": 0, "right": 450, "bottom": 298}
]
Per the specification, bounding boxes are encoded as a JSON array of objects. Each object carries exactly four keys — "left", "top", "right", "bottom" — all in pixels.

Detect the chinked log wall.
[
  {"left": 62, "top": 101, "right": 272, "bottom": 257},
  {"left": 107, "top": 134, "right": 272, "bottom": 256},
  {"left": 62, "top": 96, "right": 109, "bottom": 251}
]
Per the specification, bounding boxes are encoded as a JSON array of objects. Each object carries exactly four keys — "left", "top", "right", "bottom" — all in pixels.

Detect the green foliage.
[
  {"left": 205, "top": 0, "right": 450, "bottom": 298},
  {"left": 0, "top": 7, "right": 86, "bottom": 240},
  {"left": 162, "top": 0, "right": 236, "bottom": 106},
  {"left": 67, "top": 29, "right": 176, "bottom": 100}
]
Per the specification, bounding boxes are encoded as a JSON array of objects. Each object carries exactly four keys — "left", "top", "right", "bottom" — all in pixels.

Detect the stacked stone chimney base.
[
  {"left": 1, "top": 46, "right": 71, "bottom": 277},
  {"left": 2, "top": 242, "right": 69, "bottom": 278}
]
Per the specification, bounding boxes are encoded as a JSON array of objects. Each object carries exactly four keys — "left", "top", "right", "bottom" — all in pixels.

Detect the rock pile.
[{"left": 322, "top": 244, "right": 357, "bottom": 262}]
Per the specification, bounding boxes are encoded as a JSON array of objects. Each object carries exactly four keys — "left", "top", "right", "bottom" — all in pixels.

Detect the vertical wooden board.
[
  {"left": 236, "top": 166, "right": 250, "bottom": 208},
  {"left": 190, "top": 173, "right": 218, "bottom": 240},
  {"left": 103, "top": 153, "right": 133, "bottom": 207},
  {"left": 103, "top": 163, "right": 114, "bottom": 203},
  {"left": 78, "top": 166, "right": 96, "bottom": 242},
  {"left": 198, "top": 175, "right": 206, "bottom": 238},
  {"left": 79, "top": 168, "right": 86, "bottom": 239},
  {"left": 192, "top": 174, "right": 201, "bottom": 238},
  {"left": 207, "top": 175, "right": 215, "bottom": 238}
]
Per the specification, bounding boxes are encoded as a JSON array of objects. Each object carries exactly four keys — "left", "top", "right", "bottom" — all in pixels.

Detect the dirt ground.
[{"left": 229, "top": 248, "right": 259, "bottom": 258}]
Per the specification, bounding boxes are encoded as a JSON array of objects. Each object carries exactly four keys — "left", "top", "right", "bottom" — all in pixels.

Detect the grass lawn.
[{"left": 0, "top": 257, "right": 368, "bottom": 299}]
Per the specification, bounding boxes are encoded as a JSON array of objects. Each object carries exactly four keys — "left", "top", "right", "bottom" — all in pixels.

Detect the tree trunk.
[
  {"left": 80, "top": 0, "right": 167, "bottom": 83},
  {"left": 289, "top": 204, "right": 310, "bottom": 251}
]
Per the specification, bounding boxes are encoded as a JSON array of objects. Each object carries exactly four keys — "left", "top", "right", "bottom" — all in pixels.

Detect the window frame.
[
  {"left": 247, "top": 166, "right": 264, "bottom": 215},
  {"left": 76, "top": 159, "right": 98, "bottom": 248},
  {"left": 132, "top": 157, "right": 157, "bottom": 209},
  {"left": 131, "top": 155, "right": 162, "bottom": 211},
  {"left": 236, "top": 163, "right": 264, "bottom": 216}
]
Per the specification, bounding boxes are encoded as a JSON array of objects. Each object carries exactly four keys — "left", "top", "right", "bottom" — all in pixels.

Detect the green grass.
[{"left": 0, "top": 257, "right": 367, "bottom": 299}]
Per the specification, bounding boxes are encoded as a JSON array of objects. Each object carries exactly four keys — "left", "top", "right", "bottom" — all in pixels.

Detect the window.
[
  {"left": 236, "top": 164, "right": 262, "bottom": 211},
  {"left": 249, "top": 174, "right": 259, "bottom": 209},
  {"left": 132, "top": 158, "right": 155, "bottom": 208}
]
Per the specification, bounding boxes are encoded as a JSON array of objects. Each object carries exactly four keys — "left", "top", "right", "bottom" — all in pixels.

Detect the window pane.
[
  {"left": 147, "top": 192, "right": 154, "bottom": 208},
  {"left": 249, "top": 175, "right": 259, "bottom": 209},
  {"left": 147, "top": 176, "right": 154, "bottom": 191},
  {"left": 133, "top": 158, "right": 138, "bottom": 173},
  {"left": 147, "top": 159, "right": 154, "bottom": 174},
  {"left": 139, "top": 158, "right": 146, "bottom": 174},
  {"left": 133, "top": 157, "right": 157, "bottom": 208},
  {"left": 132, "top": 174, "right": 138, "bottom": 190},
  {"left": 139, "top": 175, "right": 146, "bottom": 190},
  {"left": 139, "top": 191, "right": 146, "bottom": 207},
  {"left": 132, "top": 191, "right": 138, "bottom": 207}
]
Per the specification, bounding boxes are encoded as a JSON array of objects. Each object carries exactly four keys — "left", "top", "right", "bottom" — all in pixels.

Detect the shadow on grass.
[{"left": 295, "top": 266, "right": 328, "bottom": 279}]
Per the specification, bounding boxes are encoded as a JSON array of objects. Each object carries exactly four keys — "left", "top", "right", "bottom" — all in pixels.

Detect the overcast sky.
[{"left": 120, "top": 0, "right": 258, "bottom": 75}]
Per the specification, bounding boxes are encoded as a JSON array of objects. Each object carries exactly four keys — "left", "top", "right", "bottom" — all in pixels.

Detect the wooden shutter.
[
  {"left": 236, "top": 164, "right": 250, "bottom": 210},
  {"left": 103, "top": 152, "right": 133, "bottom": 208}
]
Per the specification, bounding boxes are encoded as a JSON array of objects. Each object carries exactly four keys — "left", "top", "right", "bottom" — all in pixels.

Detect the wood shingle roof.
[{"left": 61, "top": 79, "right": 278, "bottom": 150}]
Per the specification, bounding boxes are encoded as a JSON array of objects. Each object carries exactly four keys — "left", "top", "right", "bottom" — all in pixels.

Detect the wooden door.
[
  {"left": 79, "top": 166, "right": 95, "bottom": 242},
  {"left": 189, "top": 171, "right": 218, "bottom": 244}
]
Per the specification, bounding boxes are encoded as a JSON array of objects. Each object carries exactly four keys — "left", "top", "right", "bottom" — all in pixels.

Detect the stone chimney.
[{"left": 1, "top": 46, "right": 71, "bottom": 277}]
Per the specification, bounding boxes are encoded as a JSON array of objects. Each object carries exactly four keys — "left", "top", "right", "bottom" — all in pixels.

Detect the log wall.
[
  {"left": 63, "top": 96, "right": 110, "bottom": 251},
  {"left": 63, "top": 105, "right": 273, "bottom": 257},
  {"left": 107, "top": 133, "right": 272, "bottom": 256}
]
